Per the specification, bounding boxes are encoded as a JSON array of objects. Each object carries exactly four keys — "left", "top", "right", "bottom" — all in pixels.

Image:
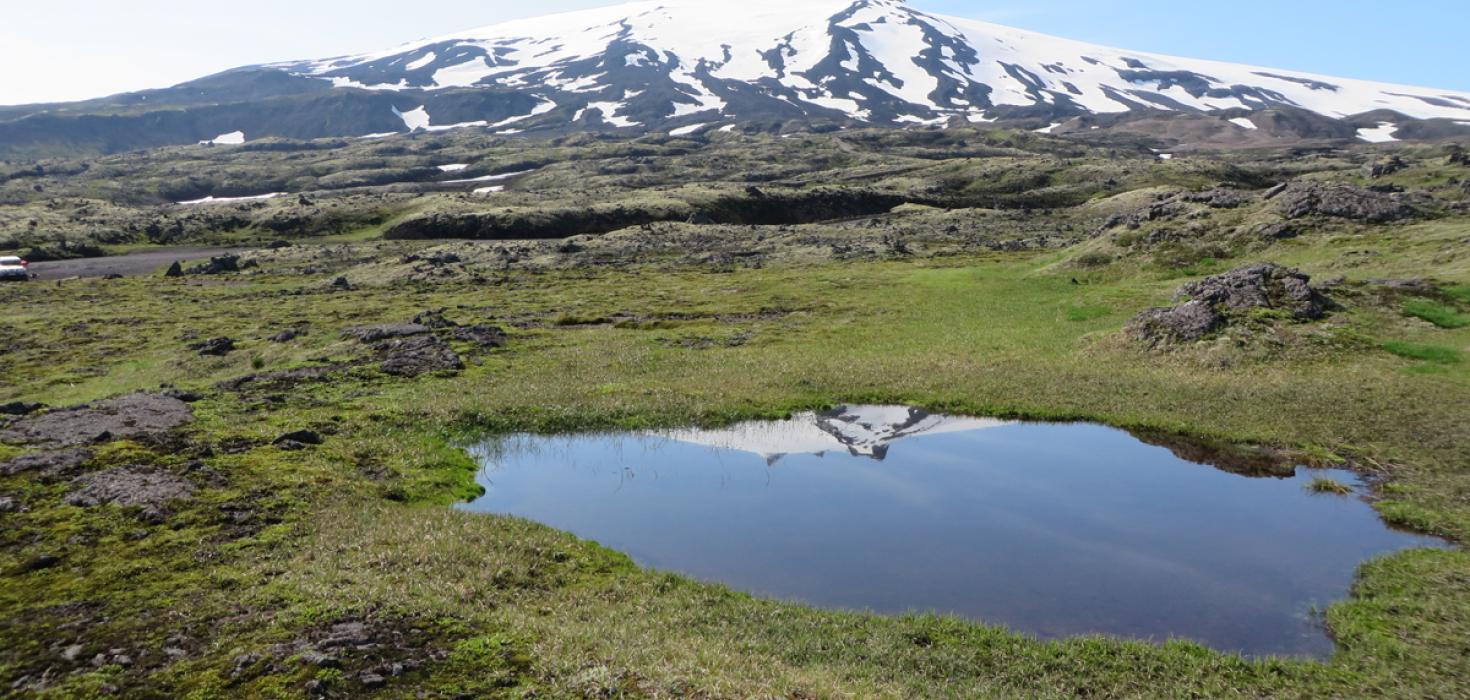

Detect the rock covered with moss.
[
  {"left": 1268, "top": 181, "right": 1415, "bottom": 223},
  {"left": 1129, "top": 263, "right": 1330, "bottom": 345}
]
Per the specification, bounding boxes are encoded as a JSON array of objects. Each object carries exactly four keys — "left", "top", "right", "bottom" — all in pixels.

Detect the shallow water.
[{"left": 461, "top": 406, "right": 1446, "bottom": 657}]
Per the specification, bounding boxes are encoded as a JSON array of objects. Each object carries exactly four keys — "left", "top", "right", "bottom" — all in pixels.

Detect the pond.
[{"left": 461, "top": 406, "right": 1447, "bottom": 657}]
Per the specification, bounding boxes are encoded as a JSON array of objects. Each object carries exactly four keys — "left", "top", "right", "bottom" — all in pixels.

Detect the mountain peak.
[
  {"left": 5, "top": 0, "right": 1468, "bottom": 155},
  {"left": 275, "top": 0, "right": 1470, "bottom": 133}
]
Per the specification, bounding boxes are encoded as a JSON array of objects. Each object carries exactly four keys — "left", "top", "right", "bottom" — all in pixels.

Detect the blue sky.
[{"left": 3, "top": 0, "right": 1466, "bottom": 105}]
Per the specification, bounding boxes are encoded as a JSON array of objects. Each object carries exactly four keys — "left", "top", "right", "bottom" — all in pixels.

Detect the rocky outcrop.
[
  {"left": 377, "top": 335, "right": 464, "bottom": 377},
  {"left": 1272, "top": 181, "right": 1414, "bottom": 223},
  {"left": 0, "top": 449, "right": 92, "bottom": 479},
  {"left": 0, "top": 394, "right": 194, "bottom": 448},
  {"left": 341, "top": 324, "right": 430, "bottom": 343},
  {"left": 339, "top": 313, "right": 506, "bottom": 377},
  {"left": 1176, "top": 263, "right": 1329, "bottom": 320},
  {"left": 1128, "top": 263, "right": 1330, "bottom": 345},
  {"left": 1128, "top": 301, "right": 1225, "bottom": 343},
  {"left": 1177, "top": 188, "right": 1253, "bottom": 209},
  {"left": 64, "top": 467, "right": 195, "bottom": 522}
]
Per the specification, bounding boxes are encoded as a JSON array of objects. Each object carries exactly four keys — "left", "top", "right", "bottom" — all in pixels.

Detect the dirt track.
[{"left": 24, "top": 247, "right": 249, "bottom": 281}]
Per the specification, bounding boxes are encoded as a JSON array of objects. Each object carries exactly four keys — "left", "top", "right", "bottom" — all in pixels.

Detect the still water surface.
[{"left": 462, "top": 406, "right": 1446, "bottom": 657}]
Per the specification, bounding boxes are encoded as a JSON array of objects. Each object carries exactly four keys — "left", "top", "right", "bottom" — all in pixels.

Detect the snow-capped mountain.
[
  {"left": 656, "top": 405, "right": 1010, "bottom": 463},
  {"left": 4, "top": 0, "right": 1469, "bottom": 156},
  {"left": 281, "top": 0, "right": 1470, "bottom": 130}
]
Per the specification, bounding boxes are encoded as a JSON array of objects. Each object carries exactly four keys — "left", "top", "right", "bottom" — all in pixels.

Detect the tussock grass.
[
  {"left": 1404, "top": 298, "right": 1470, "bottom": 329},
  {"left": 1383, "top": 340, "right": 1463, "bottom": 365},
  {"left": 1308, "top": 477, "right": 1355, "bottom": 495}
]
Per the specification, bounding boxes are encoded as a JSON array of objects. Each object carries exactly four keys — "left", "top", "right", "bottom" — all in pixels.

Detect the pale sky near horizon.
[{"left": 2, "top": 0, "right": 1467, "bottom": 105}]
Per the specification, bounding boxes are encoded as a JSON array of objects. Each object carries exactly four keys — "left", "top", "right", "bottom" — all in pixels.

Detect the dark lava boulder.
[
  {"left": 273, "top": 430, "right": 324, "bottom": 449},
  {"left": 186, "top": 255, "right": 243, "bottom": 275},
  {"left": 1255, "top": 223, "right": 1298, "bottom": 240},
  {"left": 1365, "top": 155, "right": 1407, "bottom": 179},
  {"left": 411, "top": 308, "right": 458, "bottom": 329},
  {"left": 449, "top": 325, "right": 508, "bottom": 349},
  {"left": 1273, "top": 181, "right": 1414, "bottom": 223},
  {"left": 1128, "top": 263, "right": 1330, "bottom": 345},
  {"left": 190, "top": 337, "right": 236, "bottom": 357},
  {"left": 0, "top": 401, "right": 45, "bottom": 416}
]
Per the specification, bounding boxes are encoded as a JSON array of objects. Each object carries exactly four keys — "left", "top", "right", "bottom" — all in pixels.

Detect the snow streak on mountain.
[{"left": 275, "top": 0, "right": 1470, "bottom": 132}]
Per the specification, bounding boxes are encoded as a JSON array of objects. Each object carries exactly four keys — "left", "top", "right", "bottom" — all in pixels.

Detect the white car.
[{"left": 0, "top": 255, "right": 30, "bottom": 281}]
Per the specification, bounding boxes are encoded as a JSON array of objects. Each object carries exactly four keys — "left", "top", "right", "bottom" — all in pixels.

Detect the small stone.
[
  {"left": 61, "top": 644, "right": 84, "bottom": 662},
  {"left": 0, "top": 401, "right": 45, "bottom": 416},
  {"left": 299, "top": 650, "right": 339, "bottom": 668},
  {"left": 360, "top": 673, "right": 387, "bottom": 689},
  {"left": 273, "top": 430, "right": 324, "bottom": 446},
  {"left": 229, "top": 653, "right": 261, "bottom": 678},
  {"left": 20, "top": 554, "right": 61, "bottom": 572},
  {"left": 163, "top": 261, "right": 183, "bottom": 278}
]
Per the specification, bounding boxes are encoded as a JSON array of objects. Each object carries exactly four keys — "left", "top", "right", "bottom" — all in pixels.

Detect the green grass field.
[{"left": 3, "top": 222, "right": 1469, "bottom": 697}]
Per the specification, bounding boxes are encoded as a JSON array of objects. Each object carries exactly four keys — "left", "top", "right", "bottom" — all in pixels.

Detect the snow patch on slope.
[
  {"left": 177, "top": 192, "right": 283, "bottom": 206},
  {"left": 393, "top": 105, "right": 431, "bottom": 131},
  {"left": 200, "top": 131, "right": 245, "bottom": 145},
  {"left": 1357, "top": 122, "right": 1400, "bottom": 143}
]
